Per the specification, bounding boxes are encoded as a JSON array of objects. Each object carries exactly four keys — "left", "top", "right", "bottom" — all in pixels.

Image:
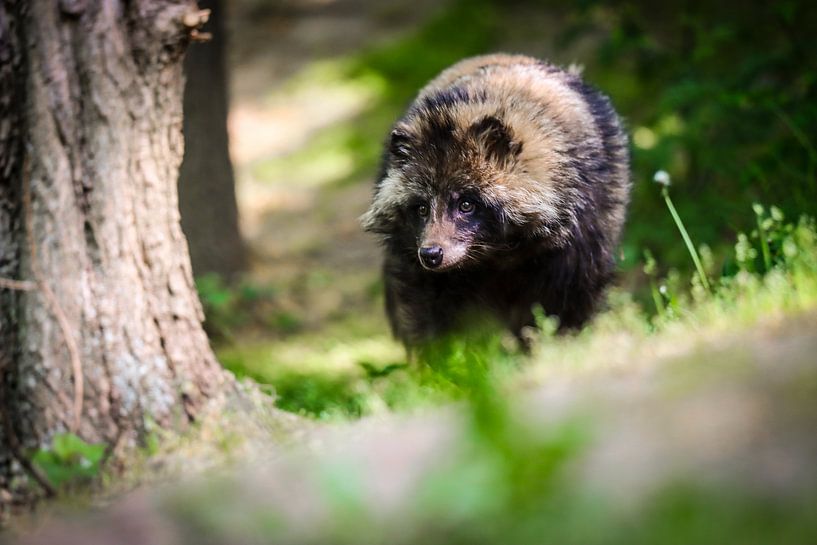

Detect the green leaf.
[
  {"left": 52, "top": 432, "right": 105, "bottom": 463},
  {"left": 31, "top": 433, "right": 106, "bottom": 489}
]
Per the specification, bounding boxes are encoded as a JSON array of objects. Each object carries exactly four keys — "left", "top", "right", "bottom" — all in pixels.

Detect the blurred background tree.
[{"left": 179, "top": 0, "right": 247, "bottom": 282}]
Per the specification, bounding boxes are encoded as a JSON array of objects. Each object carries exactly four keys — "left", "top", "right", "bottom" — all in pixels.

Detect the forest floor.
[
  {"left": 227, "top": 0, "right": 424, "bottom": 326},
  {"left": 12, "top": 308, "right": 817, "bottom": 543}
]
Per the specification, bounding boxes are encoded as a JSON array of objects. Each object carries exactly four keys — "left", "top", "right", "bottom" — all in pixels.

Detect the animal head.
[
  {"left": 406, "top": 187, "right": 500, "bottom": 271},
  {"left": 362, "top": 103, "right": 577, "bottom": 271}
]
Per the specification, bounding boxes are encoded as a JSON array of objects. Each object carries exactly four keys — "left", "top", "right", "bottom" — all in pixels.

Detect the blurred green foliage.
[
  {"left": 556, "top": 0, "right": 817, "bottom": 272},
  {"left": 196, "top": 273, "right": 291, "bottom": 341}
]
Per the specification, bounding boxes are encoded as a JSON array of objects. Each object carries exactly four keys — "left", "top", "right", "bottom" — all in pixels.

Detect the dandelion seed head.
[{"left": 653, "top": 170, "right": 671, "bottom": 186}]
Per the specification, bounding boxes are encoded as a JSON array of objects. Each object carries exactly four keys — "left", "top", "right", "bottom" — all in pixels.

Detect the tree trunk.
[
  {"left": 178, "top": 0, "right": 246, "bottom": 281},
  {"left": 0, "top": 0, "right": 232, "bottom": 501}
]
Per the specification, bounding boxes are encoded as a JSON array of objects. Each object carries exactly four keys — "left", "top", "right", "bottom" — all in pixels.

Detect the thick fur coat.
[{"left": 361, "top": 54, "right": 631, "bottom": 346}]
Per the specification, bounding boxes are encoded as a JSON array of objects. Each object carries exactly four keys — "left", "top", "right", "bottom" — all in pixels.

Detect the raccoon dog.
[{"left": 361, "top": 54, "right": 631, "bottom": 347}]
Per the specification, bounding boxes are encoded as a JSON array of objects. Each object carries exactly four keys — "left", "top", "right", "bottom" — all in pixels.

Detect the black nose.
[{"left": 419, "top": 246, "right": 444, "bottom": 269}]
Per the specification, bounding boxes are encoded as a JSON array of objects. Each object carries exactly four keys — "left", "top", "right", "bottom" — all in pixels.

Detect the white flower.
[{"left": 653, "top": 170, "right": 671, "bottom": 186}]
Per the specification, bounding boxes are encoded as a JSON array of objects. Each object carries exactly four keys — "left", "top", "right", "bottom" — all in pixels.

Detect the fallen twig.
[{"left": 0, "top": 277, "right": 36, "bottom": 291}]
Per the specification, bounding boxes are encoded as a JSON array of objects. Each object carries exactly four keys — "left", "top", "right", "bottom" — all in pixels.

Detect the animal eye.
[
  {"left": 458, "top": 200, "right": 475, "bottom": 214},
  {"left": 417, "top": 204, "right": 429, "bottom": 218}
]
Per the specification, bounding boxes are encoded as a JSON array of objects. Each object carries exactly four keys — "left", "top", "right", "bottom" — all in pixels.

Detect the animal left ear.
[
  {"left": 388, "top": 125, "right": 414, "bottom": 167},
  {"left": 469, "top": 116, "right": 522, "bottom": 164}
]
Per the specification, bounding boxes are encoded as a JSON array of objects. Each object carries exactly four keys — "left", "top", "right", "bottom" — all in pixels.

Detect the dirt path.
[{"left": 223, "top": 0, "right": 439, "bottom": 331}]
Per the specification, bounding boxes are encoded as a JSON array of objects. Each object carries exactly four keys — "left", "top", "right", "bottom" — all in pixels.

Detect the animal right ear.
[{"left": 389, "top": 127, "right": 413, "bottom": 166}]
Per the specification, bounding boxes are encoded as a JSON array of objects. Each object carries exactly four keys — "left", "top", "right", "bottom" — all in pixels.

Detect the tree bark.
[
  {"left": 178, "top": 0, "right": 246, "bottom": 281},
  {"left": 0, "top": 0, "right": 232, "bottom": 502}
]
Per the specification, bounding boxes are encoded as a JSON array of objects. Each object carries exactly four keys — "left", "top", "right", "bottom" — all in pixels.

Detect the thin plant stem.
[
  {"left": 650, "top": 279, "right": 665, "bottom": 319},
  {"left": 772, "top": 104, "right": 817, "bottom": 164},
  {"left": 755, "top": 211, "right": 772, "bottom": 272},
  {"left": 661, "top": 187, "right": 711, "bottom": 292}
]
